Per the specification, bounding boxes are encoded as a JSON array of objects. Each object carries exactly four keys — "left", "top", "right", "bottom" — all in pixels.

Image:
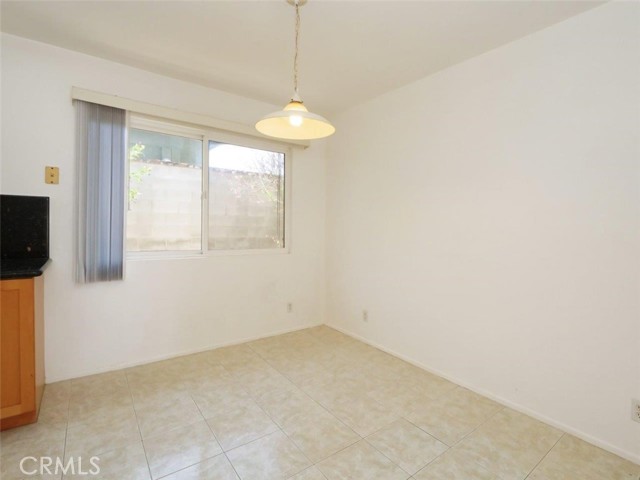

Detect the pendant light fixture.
[{"left": 256, "top": 0, "right": 335, "bottom": 140}]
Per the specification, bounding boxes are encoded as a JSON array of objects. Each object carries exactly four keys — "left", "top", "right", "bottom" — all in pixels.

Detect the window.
[
  {"left": 126, "top": 116, "right": 288, "bottom": 255},
  {"left": 208, "top": 141, "right": 285, "bottom": 250},
  {"left": 127, "top": 128, "right": 202, "bottom": 252}
]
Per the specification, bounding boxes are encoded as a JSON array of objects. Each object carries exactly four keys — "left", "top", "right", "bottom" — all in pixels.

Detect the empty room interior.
[{"left": 0, "top": 0, "right": 639, "bottom": 479}]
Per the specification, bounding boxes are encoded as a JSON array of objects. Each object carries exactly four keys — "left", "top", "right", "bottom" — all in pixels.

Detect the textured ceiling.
[{"left": 1, "top": 1, "right": 604, "bottom": 114}]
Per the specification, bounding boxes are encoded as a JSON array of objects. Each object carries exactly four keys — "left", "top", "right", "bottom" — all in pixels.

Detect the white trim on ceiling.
[{"left": 70, "top": 87, "right": 310, "bottom": 149}]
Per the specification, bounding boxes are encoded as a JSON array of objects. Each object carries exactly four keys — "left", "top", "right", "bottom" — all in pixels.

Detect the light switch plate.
[{"left": 45, "top": 166, "right": 59, "bottom": 184}]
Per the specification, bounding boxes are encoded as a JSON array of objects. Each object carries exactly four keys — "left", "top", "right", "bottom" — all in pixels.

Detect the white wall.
[
  {"left": 326, "top": 2, "right": 640, "bottom": 463},
  {"left": 0, "top": 34, "right": 326, "bottom": 382},
  {"left": 2, "top": 0, "right": 639, "bottom": 464}
]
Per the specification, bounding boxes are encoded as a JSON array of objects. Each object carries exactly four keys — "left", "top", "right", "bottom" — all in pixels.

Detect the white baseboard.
[
  {"left": 45, "top": 322, "right": 323, "bottom": 384},
  {"left": 326, "top": 322, "right": 640, "bottom": 466}
]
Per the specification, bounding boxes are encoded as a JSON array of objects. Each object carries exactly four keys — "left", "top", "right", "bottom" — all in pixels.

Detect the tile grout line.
[
  {"left": 523, "top": 432, "right": 565, "bottom": 480},
  {"left": 367, "top": 415, "right": 452, "bottom": 470},
  {"left": 361, "top": 436, "right": 413, "bottom": 478},
  {"left": 127, "top": 381, "right": 224, "bottom": 480},
  {"left": 244, "top": 336, "right": 362, "bottom": 469},
  {"left": 69, "top": 358, "right": 307, "bottom": 480},
  {"left": 217, "top": 356, "right": 319, "bottom": 473},
  {"left": 330, "top": 327, "right": 596, "bottom": 479},
  {"left": 247, "top": 333, "right": 368, "bottom": 435},
  {"left": 398, "top": 415, "right": 452, "bottom": 447},
  {"left": 393, "top": 415, "right": 454, "bottom": 478},
  {"left": 330, "top": 325, "right": 636, "bottom": 475},
  {"left": 285, "top": 465, "right": 329, "bottom": 480},
  {"left": 249, "top": 333, "right": 455, "bottom": 477},
  {"left": 60, "top": 385, "right": 72, "bottom": 480},
  {"left": 124, "top": 371, "right": 154, "bottom": 480},
  {"left": 44, "top": 327, "right": 622, "bottom": 480},
  {"left": 245, "top": 334, "right": 366, "bottom": 463},
  {"left": 410, "top": 448, "right": 449, "bottom": 478},
  {"left": 447, "top": 405, "right": 508, "bottom": 476},
  {"left": 246, "top": 332, "right": 412, "bottom": 475},
  {"left": 188, "top": 367, "right": 243, "bottom": 480},
  {"left": 388, "top": 391, "right": 507, "bottom": 478},
  {"left": 22, "top": 328, "right": 638, "bottom": 480}
]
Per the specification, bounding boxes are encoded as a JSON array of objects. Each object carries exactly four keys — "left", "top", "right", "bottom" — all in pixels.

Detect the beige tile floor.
[{"left": 1, "top": 326, "right": 639, "bottom": 480}]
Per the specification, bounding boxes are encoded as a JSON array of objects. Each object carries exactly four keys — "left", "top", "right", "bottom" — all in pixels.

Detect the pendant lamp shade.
[
  {"left": 255, "top": 0, "right": 335, "bottom": 141},
  {"left": 256, "top": 100, "right": 335, "bottom": 140}
]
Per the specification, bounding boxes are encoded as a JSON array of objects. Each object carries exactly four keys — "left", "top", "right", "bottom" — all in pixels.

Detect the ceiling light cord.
[
  {"left": 254, "top": 0, "right": 335, "bottom": 140},
  {"left": 293, "top": 0, "right": 300, "bottom": 99}
]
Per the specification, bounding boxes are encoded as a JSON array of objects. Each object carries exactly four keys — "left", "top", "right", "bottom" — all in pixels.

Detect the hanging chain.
[{"left": 293, "top": 0, "right": 300, "bottom": 96}]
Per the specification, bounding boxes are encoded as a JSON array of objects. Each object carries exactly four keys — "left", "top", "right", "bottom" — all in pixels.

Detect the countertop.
[{"left": 0, "top": 258, "right": 51, "bottom": 280}]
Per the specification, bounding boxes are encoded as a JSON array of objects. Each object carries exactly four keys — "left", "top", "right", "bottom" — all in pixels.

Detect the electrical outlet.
[
  {"left": 287, "top": 303, "right": 293, "bottom": 313},
  {"left": 632, "top": 399, "right": 640, "bottom": 423},
  {"left": 362, "top": 310, "right": 368, "bottom": 322}
]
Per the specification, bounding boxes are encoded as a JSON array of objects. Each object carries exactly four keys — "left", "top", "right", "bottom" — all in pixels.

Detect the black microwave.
[{"left": 0, "top": 194, "right": 50, "bottom": 260}]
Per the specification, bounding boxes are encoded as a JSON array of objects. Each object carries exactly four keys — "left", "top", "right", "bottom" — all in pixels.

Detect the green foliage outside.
[{"left": 129, "top": 143, "right": 151, "bottom": 205}]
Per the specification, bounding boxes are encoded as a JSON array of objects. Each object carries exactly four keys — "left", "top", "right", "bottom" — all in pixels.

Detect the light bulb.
[{"left": 289, "top": 114, "right": 303, "bottom": 127}]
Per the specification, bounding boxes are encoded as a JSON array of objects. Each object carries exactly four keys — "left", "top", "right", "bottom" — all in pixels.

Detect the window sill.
[{"left": 126, "top": 248, "right": 290, "bottom": 261}]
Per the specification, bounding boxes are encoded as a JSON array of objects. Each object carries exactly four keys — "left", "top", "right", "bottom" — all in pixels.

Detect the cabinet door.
[{"left": 0, "top": 279, "right": 35, "bottom": 419}]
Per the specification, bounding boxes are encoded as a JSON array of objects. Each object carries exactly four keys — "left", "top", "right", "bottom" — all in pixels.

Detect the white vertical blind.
[{"left": 75, "top": 100, "right": 126, "bottom": 282}]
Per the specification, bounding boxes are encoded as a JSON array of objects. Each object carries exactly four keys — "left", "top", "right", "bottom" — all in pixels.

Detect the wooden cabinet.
[{"left": 0, "top": 276, "right": 44, "bottom": 430}]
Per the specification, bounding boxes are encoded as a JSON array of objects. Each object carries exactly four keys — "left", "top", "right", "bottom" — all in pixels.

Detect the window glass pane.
[
  {"left": 127, "top": 129, "right": 202, "bottom": 251},
  {"left": 208, "top": 141, "right": 285, "bottom": 250}
]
